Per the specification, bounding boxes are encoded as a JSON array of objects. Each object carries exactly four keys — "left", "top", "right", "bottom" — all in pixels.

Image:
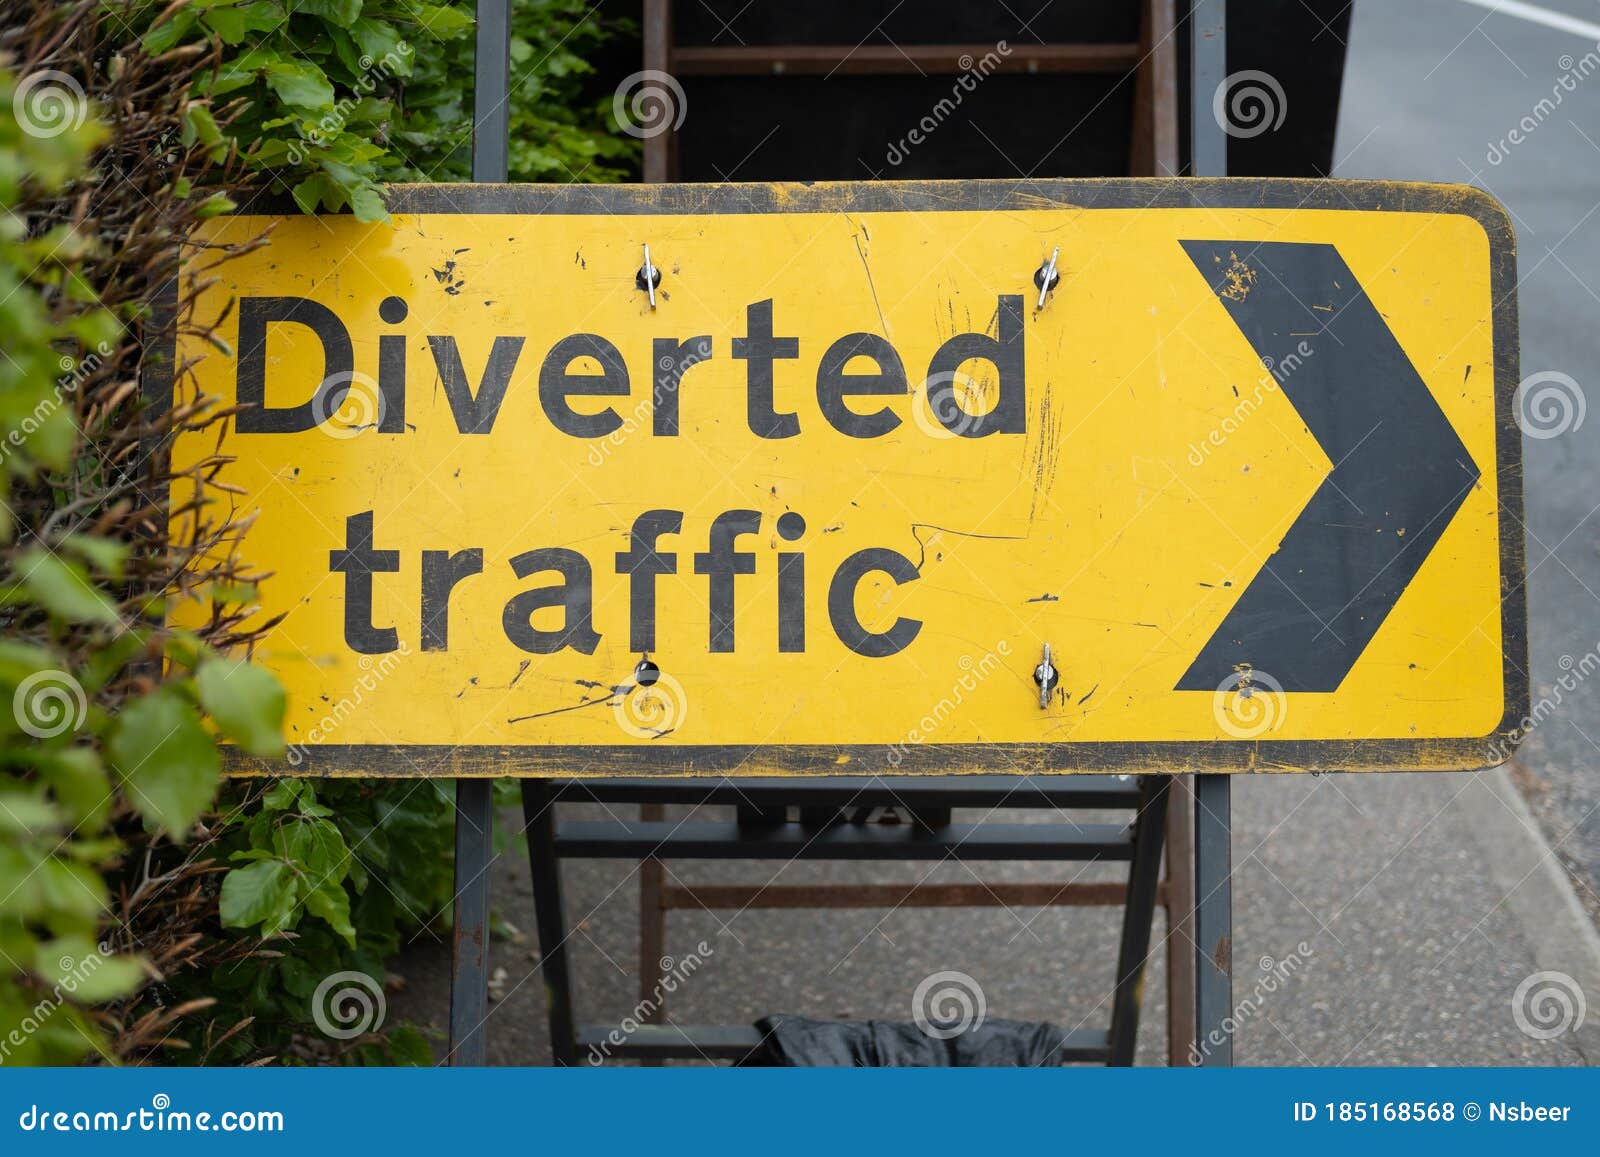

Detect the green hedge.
[
  {"left": 0, "top": 0, "right": 635, "bottom": 1066},
  {"left": 138, "top": 0, "right": 636, "bottom": 216}
]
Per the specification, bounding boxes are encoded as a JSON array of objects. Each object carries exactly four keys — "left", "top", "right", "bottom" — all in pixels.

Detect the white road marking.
[{"left": 1448, "top": 0, "right": 1600, "bottom": 40}]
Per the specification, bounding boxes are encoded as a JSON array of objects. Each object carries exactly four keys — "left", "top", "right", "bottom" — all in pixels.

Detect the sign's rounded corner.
[
  {"left": 1473, "top": 704, "right": 1528, "bottom": 771},
  {"left": 1450, "top": 184, "right": 1518, "bottom": 258}
]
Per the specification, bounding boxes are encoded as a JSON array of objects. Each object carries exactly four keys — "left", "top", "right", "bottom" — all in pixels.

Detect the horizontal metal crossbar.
[
  {"left": 550, "top": 775, "right": 1143, "bottom": 809},
  {"left": 670, "top": 43, "right": 1141, "bottom": 76},
  {"left": 661, "top": 881, "right": 1145, "bottom": 910},
  {"left": 554, "top": 820, "right": 1134, "bottom": 861}
]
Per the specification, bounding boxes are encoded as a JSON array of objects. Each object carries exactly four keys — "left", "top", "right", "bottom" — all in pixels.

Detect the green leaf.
[
  {"left": 220, "top": 859, "right": 296, "bottom": 931},
  {"left": 210, "top": 582, "right": 260, "bottom": 604},
  {"left": 296, "top": 0, "right": 364, "bottom": 26},
  {"left": 15, "top": 548, "right": 120, "bottom": 626},
  {"left": 296, "top": 790, "right": 334, "bottom": 818},
  {"left": 66, "top": 955, "right": 145, "bottom": 1002},
  {"left": 106, "top": 689, "right": 221, "bottom": 837},
  {"left": 303, "top": 818, "right": 349, "bottom": 884},
  {"left": 413, "top": 5, "right": 475, "bottom": 39},
  {"left": 264, "top": 59, "right": 335, "bottom": 109},
  {"left": 261, "top": 779, "right": 302, "bottom": 811},
  {"left": 162, "top": 630, "right": 206, "bottom": 672},
  {"left": 328, "top": 25, "right": 366, "bottom": 75},
  {"left": 0, "top": 640, "right": 59, "bottom": 685},
  {"left": 37, "top": 748, "right": 111, "bottom": 828},
  {"left": 349, "top": 17, "right": 408, "bottom": 67},
  {"left": 182, "top": 103, "right": 227, "bottom": 162},
  {"left": 141, "top": 9, "right": 198, "bottom": 55},
  {"left": 291, "top": 172, "right": 336, "bottom": 214},
  {"left": 345, "top": 847, "right": 369, "bottom": 893},
  {"left": 209, "top": 55, "right": 270, "bottom": 97},
  {"left": 347, "top": 183, "right": 388, "bottom": 222},
  {"left": 202, "top": 7, "right": 251, "bottom": 44},
  {"left": 37, "top": 857, "right": 107, "bottom": 919},
  {"left": 196, "top": 657, "right": 286, "bottom": 757},
  {"left": 78, "top": 629, "right": 146, "bottom": 694},
  {"left": 386, "top": 1025, "right": 434, "bottom": 1066},
  {"left": 35, "top": 939, "right": 145, "bottom": 1002},
  {"left": 196, "top": 192, "right": 238, "bottom": 218},
  {"left": 304, "top": 879, "right": 356, "bottom": 946},
  {"left": 227, "top": 848, "right": 278, "bottom": 864},
  {"left": 0, "top": 792, "right": 61, "bottom": 833},
  {"left": 0, "top": 385, "right": 75, "bottom": 470},
  {"left": 278, "top": 952, "right": 320, "bottom": 998},
  {"left": 59, "top": 534, "right": 128, "bottom": 578}
]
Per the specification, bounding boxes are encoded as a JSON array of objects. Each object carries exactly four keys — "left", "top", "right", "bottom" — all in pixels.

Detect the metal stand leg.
[
  {"left": 524, "top": 780, "right": 578, "bottom": 1065},
  {"left": 446, "top": 0, "right": 513, "bottom": 1069},
  {"left": 1108, "top": 777, "right": 1171, "bottom": 1065},
  {"left": 448, "top": 779, "right": 495, "bottom": 1065},
  {"left": 1189, "top": 0, "right": 1227, "bottom": 178},
  {"left": 1187, "top": 0, "right": 1235, "bottom": 1072},
  {"left": 1192, "top": 773, "right": 1233, "bottom": 1066},
  {"left": 1165, "top": 775, "right": 1197, "bottom": 1065},
  {"left": 638, "top": 804, "right": 668, "bottom": 1067}
]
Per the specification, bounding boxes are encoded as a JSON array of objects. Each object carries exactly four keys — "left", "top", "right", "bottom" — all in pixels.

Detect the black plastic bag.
[{"left": 739, "top": 1014, "right": 1076, "bottom": 1067}]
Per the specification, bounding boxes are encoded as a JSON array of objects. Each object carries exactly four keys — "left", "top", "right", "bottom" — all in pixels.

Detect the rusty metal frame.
[
  {"left": 530, "top": 776, "right": 1171, "bottom": 1065},
  {"left": 646, "top": 0, "right": 1180, "bottom": 181}
]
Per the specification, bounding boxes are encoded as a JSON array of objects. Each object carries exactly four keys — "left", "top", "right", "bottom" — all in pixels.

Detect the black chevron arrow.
[{"left": 1176, "top": 240, "right": 1481, "bottom": 694}]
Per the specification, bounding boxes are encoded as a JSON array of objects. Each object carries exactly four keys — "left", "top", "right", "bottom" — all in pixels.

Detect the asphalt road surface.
[
  {"left": 1333, "top": 0, "right": 1600, "bottom": 913},
  {"left": 391, "top": 0, "right": 1600, "bottom": 1066}
]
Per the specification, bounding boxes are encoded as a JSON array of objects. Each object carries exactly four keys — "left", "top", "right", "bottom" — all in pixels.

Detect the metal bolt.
[
  {"left": 1033, "top": 642, "right": 1058, "bottom": 709},
  {"left": 1034, "top": 246, "right": 1061, "bottom": 309},
  {"left": 636, "top": 243, "right": 661, "bottom": 308}
]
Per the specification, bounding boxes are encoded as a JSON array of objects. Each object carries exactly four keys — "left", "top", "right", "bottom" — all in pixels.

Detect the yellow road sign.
[{"left": 162, "top": 180, "right": 1527, "bottom": 776}]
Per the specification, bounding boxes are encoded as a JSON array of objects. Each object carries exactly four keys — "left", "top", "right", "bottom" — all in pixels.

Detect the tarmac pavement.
[
  {"left": 389, "top": 767, "right": 1600, "bottom": 1065},
  {"left": 1337, "top": 0, "right": 1600, "bottom": 912}
]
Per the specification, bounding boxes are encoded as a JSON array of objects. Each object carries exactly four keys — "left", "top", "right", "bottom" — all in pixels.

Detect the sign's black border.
[{"left": 160, "top": 178, "right": 1527, "bottom": 777}]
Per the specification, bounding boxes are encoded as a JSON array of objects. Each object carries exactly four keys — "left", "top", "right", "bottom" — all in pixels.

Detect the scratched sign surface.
[{"left": 164, "top": 181, "right": 1527, "bottom": 776}]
